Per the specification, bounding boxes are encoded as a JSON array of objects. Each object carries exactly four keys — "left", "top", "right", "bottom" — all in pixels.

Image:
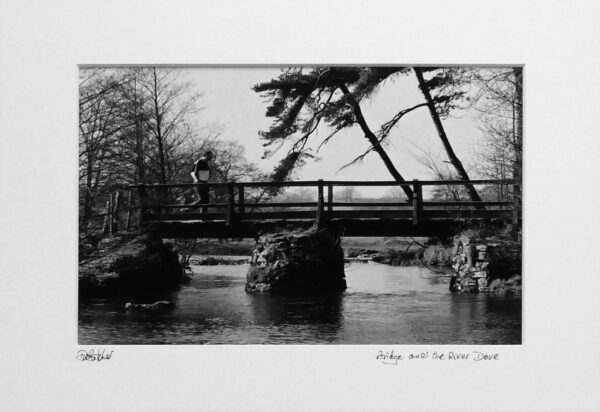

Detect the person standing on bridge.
[{"left": 191, "top": 150, "right": 215, "bottom": 214}]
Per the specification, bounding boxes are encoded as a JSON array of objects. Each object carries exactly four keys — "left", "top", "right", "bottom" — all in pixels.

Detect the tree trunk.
[
  {"left": 150, "top": 69, "right": 168, "bottom": 208},
  {"left": 133, "top": 75, "right": 146, "bottom": 185},
  {"left": 413, "top": 68, "right": 483, "bottom": 205},
  {"left": 512, "top": 67, "right": 523, "bottom": 227},
  {"left": 339, "top": 84, "right": 413, "bottom": 200},
  {"left": 152, "top": 69, "right": 167, "bottom": 185},
  {"left": 83, "top": 151, "right": 94, "bottom": 223}
]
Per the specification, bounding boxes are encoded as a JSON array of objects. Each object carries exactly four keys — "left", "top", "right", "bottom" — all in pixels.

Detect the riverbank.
[
  {"left": 343, "top": 237, "right": 453, "bottom": 266},
  {"left": 79, "top": 233, "right": 186, "bottom": 300},
  {"left": 187, "top": 237, "right": 430, "bottom": 256},
  {"left": 79, "top": 232, "right": 520, "bottom": 298},
  {"left": 188, "top": 237, "right": 432, "bottom": 258},
  {"left": 190, "top": 256, "right": 249, "bottom": 265},
  {"left": 187, "top": 237, "right": 442, "bottom": 266},
  {"left": 187, "top": 236, "right": 519, "bottom": 273},
  {"left": 188, "top": 239, "right": 256, "bottom": 255}
]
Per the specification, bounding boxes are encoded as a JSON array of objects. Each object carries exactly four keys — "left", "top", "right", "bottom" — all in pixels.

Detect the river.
[{"left": 78, "top": 260, "right": 521, "bottom": 345}]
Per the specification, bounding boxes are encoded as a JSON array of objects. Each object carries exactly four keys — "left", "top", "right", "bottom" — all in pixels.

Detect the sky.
[{"left": 178, "top": 67, "right": 486, "bottom": 197}]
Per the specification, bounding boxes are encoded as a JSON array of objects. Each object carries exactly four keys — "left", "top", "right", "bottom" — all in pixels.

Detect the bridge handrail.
[
  {"left": 128, "top": 200, "right": 513, "bottom": 210},
  {"left": 118, "top": 178, "right": 519, "bottom": 229},
  {"left": 125, "top": 179, "right": 516, "bottom": 190}
]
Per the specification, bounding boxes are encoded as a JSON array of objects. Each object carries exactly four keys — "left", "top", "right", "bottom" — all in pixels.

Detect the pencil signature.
[{"left": 76, "top": 349, "right": 114, "bottom": 362}]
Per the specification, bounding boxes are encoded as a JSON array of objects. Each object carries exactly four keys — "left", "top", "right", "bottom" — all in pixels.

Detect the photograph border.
[{"left": 1, "top": 1, "right": 599, "bottom": 411}]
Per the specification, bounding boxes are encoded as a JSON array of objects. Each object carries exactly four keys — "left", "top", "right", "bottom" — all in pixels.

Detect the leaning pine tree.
[
  {"left": 348, "top": 66, "right": 484, "bottom": 204},
  {"left": 254, "top": 67, "right": 484, "bottom": 203},
  {"left": 252, "top": 67, "right": 414, "bottom": 199}
]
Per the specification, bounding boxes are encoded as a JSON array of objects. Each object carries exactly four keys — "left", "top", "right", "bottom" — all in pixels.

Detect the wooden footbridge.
[{"left": 122, "top": 179, "right": 519, "bottom": 238}]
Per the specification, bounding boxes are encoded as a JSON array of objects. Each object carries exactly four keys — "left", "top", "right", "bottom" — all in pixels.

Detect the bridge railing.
[{"left": 124, "top": 179, "right": 519, "bottom": 227}]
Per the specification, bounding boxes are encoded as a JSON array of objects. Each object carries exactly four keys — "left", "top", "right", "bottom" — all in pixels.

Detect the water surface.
[{"left": 78, "top": 261, "right": 521, "bottom": 344}]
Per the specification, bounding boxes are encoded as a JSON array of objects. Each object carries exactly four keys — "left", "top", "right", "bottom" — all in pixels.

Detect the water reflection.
[{"left": 249, "top": 293, "right": 345, "bottom": 326}]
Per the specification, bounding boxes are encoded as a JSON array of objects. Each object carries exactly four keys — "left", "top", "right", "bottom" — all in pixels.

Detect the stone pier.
[
  {"left": 245, "top": 225, "right": 347, "bottom": 295},
  {"left": 450, "top": 233, "right": 521, "bottom": 295}
]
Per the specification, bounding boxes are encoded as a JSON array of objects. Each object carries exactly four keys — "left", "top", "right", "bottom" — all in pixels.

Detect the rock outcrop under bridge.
[{"left": 246, "top": 225, "right": 347, "bottom": 295}]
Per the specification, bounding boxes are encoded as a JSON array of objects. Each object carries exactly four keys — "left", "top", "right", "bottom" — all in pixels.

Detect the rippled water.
[{"left": 78, "top": 261, "right": 521, "bottom": 344}]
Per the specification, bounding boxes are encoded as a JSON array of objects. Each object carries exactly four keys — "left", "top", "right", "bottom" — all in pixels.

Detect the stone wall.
[
  {"left": 246, "top": 226, "right": 347, "bottom": 295},
  {"left": 450, "top": 234, "right": 521, "bottom": 296}
]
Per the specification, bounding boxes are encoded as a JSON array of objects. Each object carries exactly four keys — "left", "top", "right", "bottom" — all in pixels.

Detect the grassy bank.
[{"left": 189, "top": 239, "right": 256, "bottom": 255}]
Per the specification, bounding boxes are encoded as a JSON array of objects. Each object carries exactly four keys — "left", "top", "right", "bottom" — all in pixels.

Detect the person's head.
[{"left": 205, "top": 150, "right": 215, "bottom": 161}]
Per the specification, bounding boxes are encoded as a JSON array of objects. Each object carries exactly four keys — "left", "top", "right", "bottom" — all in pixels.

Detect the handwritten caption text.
[{"left": 376, "top": 350, "right": 499, "bottom": 365}]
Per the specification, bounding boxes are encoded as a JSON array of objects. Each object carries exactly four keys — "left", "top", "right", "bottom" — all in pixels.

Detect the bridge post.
[
  {"left": 405, "top": 183, "right": 413, "bottom": 203},
  {"left": 102, "top": 198, "right": 111, "bottom": 235},
  {"left": 327, "top": 184, "right": 333, "bottom": 214},
  {"left": 316, "top": 179, "right": 324, "bottom": 228},
  {"left": 238, "top": 184, "right": 245, "bottom": 216},
  {"left": 512, "top": 181, "right": 520, "bottom": 229},
  {"left": 137, "top": 184, "right": 148, "bottom": 226},
  {"left": 103, "top": 194, "right": 110, "bottom": 235},
  {"left": 125, "top": 190, "right": 132, "bottom": 231},
  {"left": 226, "top": 182, "right": 235, "bottom": 226},
  {"left": 412, "top": 179, "right": 422, "bottom": 225},
  {"left": 112, "top": 191, "right": 121, "bottom": 232}
]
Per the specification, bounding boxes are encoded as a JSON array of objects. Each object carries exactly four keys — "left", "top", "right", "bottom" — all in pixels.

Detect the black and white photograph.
[
  {"left": 2, "top": 1, "right": 600, "bottom": 411},
  {"left": 78, "top": 66, "right": 523, "bottom": 345}
]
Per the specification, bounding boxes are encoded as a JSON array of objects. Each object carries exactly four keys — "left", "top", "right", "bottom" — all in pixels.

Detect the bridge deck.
[{"left": 144, "top": 217, "right": 511, "bottom": 238}]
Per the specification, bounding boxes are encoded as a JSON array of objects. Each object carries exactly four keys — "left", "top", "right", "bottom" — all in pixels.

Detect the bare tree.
[
  {"left": 339, "top": 186, "right": 359, "bottom": 202},
  {"left": 139, "top": 68, "right": 202, "bottom": 185},
  {"left": 79, "top": 69, "right": 133, "bottom": 226},
  {"left": 469, "top": 67, "right": 523, "bottom": 203},
  {"left": 79, "top": 67, "right": 221, "bottom": 235},
  {"left": 412, "top": 145, "right": 469, "bottom": 201}
]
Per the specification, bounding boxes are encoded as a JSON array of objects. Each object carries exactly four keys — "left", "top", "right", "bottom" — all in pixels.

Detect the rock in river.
[{"left": 246, "top": 225, "right": 347, "bottom": 295}]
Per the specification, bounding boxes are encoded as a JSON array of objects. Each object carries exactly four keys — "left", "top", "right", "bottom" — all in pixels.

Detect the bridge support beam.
[
  {"left": 143, "top": 217, "right": 512, "bottom": 239},
  {"left": 226, "top": 183, "right": 234, "bottom": 225},
  {"left": 316, "top": 179, "right": 325, "bottom": 229}
]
